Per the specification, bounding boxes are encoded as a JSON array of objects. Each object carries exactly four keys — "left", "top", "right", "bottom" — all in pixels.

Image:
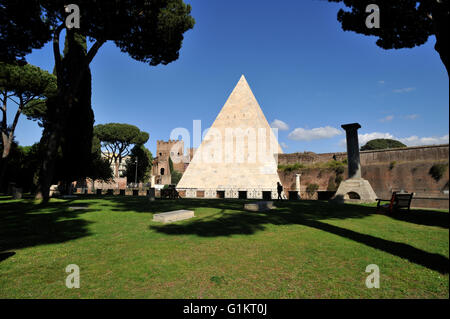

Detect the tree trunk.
[
  {"left": 0, "top": 134, "right": 12, "bottom": 189},
  {"left": 36, "top": 96, "right": 68, "bottom": 202},
  {"left": 433, "top": 0, "right": 449, "bottom": 76}
]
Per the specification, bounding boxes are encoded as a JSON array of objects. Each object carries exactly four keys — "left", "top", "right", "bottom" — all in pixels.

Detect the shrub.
[
  {"left": 306, "top": 183, "right": 319, "bottom": 198},
  {"left": 327, "top": 176, "right": 337, "bottom": 191},
  {"left": 389, "top": 161, "right": 397, "bottom": 170},
  {"left": 171, "top": 170, "right": 183, "bottom": 186},
  {"left": 335, "top": 174, "right": 344, "bottom": 187},
  {"left": 325, "top": 160, "right": 345, "bottom": 170},
  {"left": 278, "top": 163, "right": 305, "bottom": 172},
  {"left": 429, "top": 163, "right": 448, "bottom": 182},
  {"left": 334, "top": 165, "right": 345, "bottom": 175}
]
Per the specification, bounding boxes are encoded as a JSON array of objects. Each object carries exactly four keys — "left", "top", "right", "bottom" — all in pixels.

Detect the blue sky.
[{"left": 13, "top": 0, "right": 449, "bottom": 155}]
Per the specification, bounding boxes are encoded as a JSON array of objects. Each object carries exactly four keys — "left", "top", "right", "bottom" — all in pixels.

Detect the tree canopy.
[
  {"left": 1, "top": 0, "right": 194, "bottom": 201},
  {"left": 123, "top": 144, "right": 153, "bottom": 183},
  {"left": 327, "top": 0, "right": 449, "bottom": 75},
  {"left": 94, "top": 123, "right": 149, "bottom": 177},
  {"left": 1, "top": 0, "right": 195, "bottom": 65},
  {"left": 360, "top": 139, "right": 407, "bottom": 151},
  {"left": 0, "top": 62, "right": 56, "bottom": 187}
]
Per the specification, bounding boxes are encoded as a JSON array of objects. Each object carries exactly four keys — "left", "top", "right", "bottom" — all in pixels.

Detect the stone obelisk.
[{"left": 333, "top": 123, "right": 377, "bottom": 203}]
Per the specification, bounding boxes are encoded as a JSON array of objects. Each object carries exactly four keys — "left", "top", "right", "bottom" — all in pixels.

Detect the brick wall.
[{"left": 278, "top": 144, "right": 449, "bottom": 209}]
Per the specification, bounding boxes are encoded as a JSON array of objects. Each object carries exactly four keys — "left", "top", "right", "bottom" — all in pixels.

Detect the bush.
[
  {"left": 334, "top": 165, "right": 345, "bottom": 175},
  {"left": 171, "top": 170, "right": 183, "bottom": 186},
  {"left": 325, "top": 160, "right": 345, "bottom": 170},
  {"left": 306, "top": 183, "right": 319, "bottom": 198},
  {"left": 389, "top": 161, "right": 397, "bottom": 170},
  {"left": 429, "top": 163, "right": 448, "bottom": 182},
  {"left": 327, "top": 176, "right": 337, "bottom": 191},
  {"left": 335, "top": 174, "right": 344, "bottom": 187},
  {"left": 278, "top": 163, "right": 305, "bottom": 172}
]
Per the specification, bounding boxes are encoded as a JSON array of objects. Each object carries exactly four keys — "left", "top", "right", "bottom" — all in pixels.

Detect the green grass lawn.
[{"left": 0, "top": 196, "right": 448, "bottom": 298}]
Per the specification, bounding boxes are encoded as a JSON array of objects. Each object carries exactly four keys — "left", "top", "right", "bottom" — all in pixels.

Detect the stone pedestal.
[
  {"left": 333, "top": 178, "right": 377, "bottom": 203},
  {"left": 333, "top": 123, "right": 377, "bottom": 203}
]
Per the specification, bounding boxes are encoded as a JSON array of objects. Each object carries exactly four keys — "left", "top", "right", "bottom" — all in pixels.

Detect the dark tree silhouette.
[
  {"left": 0, "top": 0, "right": 195, "bottom": 201},
  {"left": 0, "top": 62, "right": 56, "bottom": 186},
  {"left": 328, "top": 0, "right": 449, "bottom": 75}
]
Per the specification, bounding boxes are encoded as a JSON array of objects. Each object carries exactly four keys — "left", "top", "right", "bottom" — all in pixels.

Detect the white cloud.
[
  {"left": 288, "top": 126, "right": 342, "bottom": 141},
  {"left": 270, "top": 119, "right": 289, "bottom": 131},
  {"left": 280, "top": 142, "right": 288, "bottom": 149},
  {"left": 378, "top": 80, "right": 385, "bottom": 84},
  {"left": 398, "top": 134, "right": 449, "bottom": 146},
  {"left": 404, "top": 114, "right": 419, "bottom": 120},
  {"left": 339, "top": 132, "right": 449, "bottom": 148},
  {"left": 380, "top": 115, "right": 394, "bottom": 122},
  {"left": 393, "top": 87, "right": 415, "bottom": 93}
]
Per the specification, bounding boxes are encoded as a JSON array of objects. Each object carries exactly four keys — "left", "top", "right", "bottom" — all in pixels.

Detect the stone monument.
[
  {"left": 177, "top": 75, "right": 283, "bottom": 199},
  {"left": 333, "top": 123, "right": 377, "bottom": 203}
]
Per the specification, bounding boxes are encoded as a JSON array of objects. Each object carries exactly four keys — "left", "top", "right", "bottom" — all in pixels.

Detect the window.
[{"left": 160, "top": 168, "right": 165, "bottom": 175}]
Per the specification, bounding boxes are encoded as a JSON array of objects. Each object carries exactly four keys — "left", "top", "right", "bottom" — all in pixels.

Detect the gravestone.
[
  {"left": 244, "top": 201, "right": 274, "bottom": 211},
  {"left": 153, "top": 210, "right": 195, "bottom": 223},
  {"left": 148, "top": 188, "right": 156, "bottom": 201}
]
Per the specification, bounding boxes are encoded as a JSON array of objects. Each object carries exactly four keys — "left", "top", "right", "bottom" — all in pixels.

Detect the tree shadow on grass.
[
  {"left": 388, "top": 209, "right": 449, "bottom": 229},
  {"left": 145, "top": 199, "right": 449, "bottom": 274},
  {"left": 0, "top": 199, "right": 94, "bottom": 260}
]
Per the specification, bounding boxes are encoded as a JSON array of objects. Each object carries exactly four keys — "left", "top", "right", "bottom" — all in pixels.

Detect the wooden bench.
[{"left": 376, "top": 192, "right": 414, "bottom": 213}]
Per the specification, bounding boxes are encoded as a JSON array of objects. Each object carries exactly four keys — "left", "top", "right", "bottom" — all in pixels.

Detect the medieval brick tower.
[{"left": 153, "top": 139, "right": 187, "bottom": 185}]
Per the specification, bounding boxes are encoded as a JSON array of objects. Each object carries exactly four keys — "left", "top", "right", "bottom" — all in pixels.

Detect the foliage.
[
  {"left": 335, "top": 174, "right": 344, "bottom": 187},
  {"left": 123, "top": 144, "right": 153, "bottom": 183},
  {"left": 389, "top": 161, "right": 397, "bottom": 170},
  {"left": 334, "top": 165, "right": 345, "bottom": 175},
  {"left": 278, "top": 163, "right": 305, "bottom": 172},
  {"left": 361, "top": 139, "right": 407, "bottom": 151},
  {"left": 1, "top": 0, "right": 194, "bottom": 200},
  {"left": 171, "top": 170, "right": 183, "bottom": 186},
  {"left": 0, "top": 62, "right": 57, "bottom": 157},
  {"left": 59, "top": 32, "right": 95, "bottom": 185},
  {"left": 94, "top": 123, "right": 149, "bottom": 177},
  {"left": 327, "top": 0, "right": 449, "bottom": 74},
  {"left": 327, "top": 176, "right": 337, "bottom": 191},
  {"left": 306, "top": 183, "right": 319, "bottom": 198},
  {"left": 0, "top": 141, "right": 41, "bottom": 193},
  {"left": 169, "top": 156, "right": 174, "bottom": 173},
  {"left": 278, "top": 160, "right": 346, "bottom": 173},
  {"left": 429, "top": 163, "right": 448, "bottom": 182}
]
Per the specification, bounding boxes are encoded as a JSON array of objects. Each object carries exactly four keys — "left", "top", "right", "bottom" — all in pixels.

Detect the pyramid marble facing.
[{"left": 177, "top": 75, "right": 283, "bottom": 199}]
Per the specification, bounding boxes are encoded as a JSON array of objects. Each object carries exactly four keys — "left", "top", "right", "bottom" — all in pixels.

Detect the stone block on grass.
[
  {"left": 244, "top": 201, "right": 274, "bottom": 212},
  {"left": 153, "top": 210, "right": 195, "bottom": 223}
]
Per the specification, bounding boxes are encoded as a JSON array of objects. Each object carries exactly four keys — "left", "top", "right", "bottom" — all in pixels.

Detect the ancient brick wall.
[{"left": 278, "top": 144, "right": 449, "bottom": 209}]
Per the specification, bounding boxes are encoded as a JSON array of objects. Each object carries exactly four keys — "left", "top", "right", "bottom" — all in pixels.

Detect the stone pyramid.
[{"left": 177, "top": 75, "right": 283, "bottom": 199}]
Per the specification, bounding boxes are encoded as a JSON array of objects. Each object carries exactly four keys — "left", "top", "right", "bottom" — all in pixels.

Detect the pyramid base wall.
[
  {"left": 332, "top": 178, "right": 378, "bottom": 203},
  {"left": 177, "top": 188, "right": 281, "bottom": 200}
]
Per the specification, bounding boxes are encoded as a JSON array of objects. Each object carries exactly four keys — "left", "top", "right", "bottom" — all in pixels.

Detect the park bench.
[{"left": 376, "top": 191, "right": 414, "bottom": 213}]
